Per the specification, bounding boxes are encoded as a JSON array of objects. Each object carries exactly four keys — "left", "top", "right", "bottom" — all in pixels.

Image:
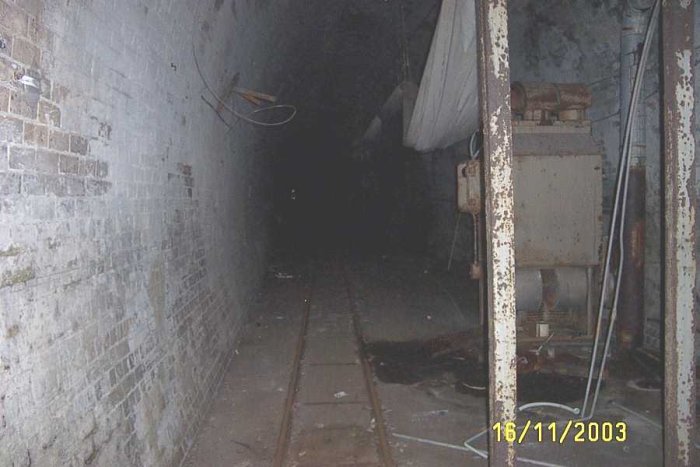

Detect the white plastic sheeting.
[{"left": 404, "top": 0, "right": 479, "bottom": 152}]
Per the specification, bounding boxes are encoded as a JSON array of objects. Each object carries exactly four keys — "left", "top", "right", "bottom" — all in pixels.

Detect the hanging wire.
[
  {"left": 398, "top": 0, "right": 412, "bottom": 83},
  {"left": 191, "top": 8, "right": 296, "bottom": 128},
  {"left": 200, "top": 95, "right": 236, "bottom": 131},
  {"left": 469, "top": 129, "right": 481, "bottom": 159}
]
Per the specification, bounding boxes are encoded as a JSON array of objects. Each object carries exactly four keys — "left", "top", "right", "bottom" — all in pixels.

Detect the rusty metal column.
[
  {"left": 661, "top": 1, "right": 697, "bottom": 465},
  {"left": 475, "top": 1, "right": 517, "bottom": 466}
]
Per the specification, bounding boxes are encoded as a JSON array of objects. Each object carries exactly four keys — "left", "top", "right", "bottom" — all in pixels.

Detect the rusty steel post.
[
  {"left": 475, "top": 1, "right": 517, "bottom": 466},
  {"left": 661, "top": 1, "right": 697, "bottom": 466},
  {"left": 618, "top": 166, "right": 645, "bottom": 349}
]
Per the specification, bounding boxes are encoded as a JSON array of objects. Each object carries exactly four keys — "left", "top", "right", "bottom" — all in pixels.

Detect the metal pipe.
[
  {"left": 618, "top": 166, "right": 645, "bottom": 349},
  {"left": 661, "top": 2, "right": 697, "bottom": 465},
  {"left": 586, "top": 267, "right": 595, "bottom": 335},
  {"left": 621, "top": 2, "right": 649, "bottom": 145},
  {"left": 618, "top": 1, "right": 648, "bottom": 349},
  {"left": 458, "top": 402, "right": 580, "bottom": 467},
  {"left": 475, "top": 1, "right": 517, "bottom": 465},
  {"left": 395, "top": 433, "right": 566, "bottom": 467},
  {"left": 582, "top": 0, "right": 660, "bottom": 420}
]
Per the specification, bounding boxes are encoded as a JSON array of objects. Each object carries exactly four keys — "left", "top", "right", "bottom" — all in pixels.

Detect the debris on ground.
[
  {"left": 274, "top": 272, "right": 295, "bottom": 279},
  {"left": 268, "top": 264, "right": 296, "bottom": 279},
  {"left": 364, "top": 330, "right": 604, "bottom": 404}
]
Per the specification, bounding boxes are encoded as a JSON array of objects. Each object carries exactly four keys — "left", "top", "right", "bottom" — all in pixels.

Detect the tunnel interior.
[
  {"left": 268, "top": 0, "right": 441, "bottom": 256},
  {"left": 0, "top": 1, "right": 699, "bottom": 466}
]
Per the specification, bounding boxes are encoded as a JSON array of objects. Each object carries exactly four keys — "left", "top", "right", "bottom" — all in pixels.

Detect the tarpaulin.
[{"left": 404, "top": 0, "right": 479, "bottom": 152}]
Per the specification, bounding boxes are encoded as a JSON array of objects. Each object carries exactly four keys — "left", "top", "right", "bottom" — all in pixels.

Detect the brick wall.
[{"left": 0, "top": 1, "right": 295, "bottom": 465}]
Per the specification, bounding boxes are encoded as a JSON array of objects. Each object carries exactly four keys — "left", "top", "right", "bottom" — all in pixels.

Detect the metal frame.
[
  {"left": 475, "top": 1, "right": 518, "bottom": 465},
  {"left": 474, "top": 1, "right": 698, "bottom": 464},
  {"left": 661, "top": 1, "right": 697, "bottom": 465}
]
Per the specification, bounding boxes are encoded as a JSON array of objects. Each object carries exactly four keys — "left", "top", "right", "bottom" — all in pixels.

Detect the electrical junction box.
[{"left": 457, "top": 160, "right": 481, "bottom": 215}]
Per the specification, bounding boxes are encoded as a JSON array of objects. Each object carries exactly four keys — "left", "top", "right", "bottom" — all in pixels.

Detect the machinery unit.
[{"left": 458, "top": 82, "right": 603, "bottom": 339}]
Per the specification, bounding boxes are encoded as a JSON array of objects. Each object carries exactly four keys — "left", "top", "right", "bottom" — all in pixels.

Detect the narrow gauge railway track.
[{"left": 271, "top": 260, "right": 394, "bottom": 467}]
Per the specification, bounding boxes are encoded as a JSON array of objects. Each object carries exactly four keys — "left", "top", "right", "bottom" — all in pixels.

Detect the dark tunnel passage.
[
  {"left": 268, "top": 0, "right": 441, "bottom": 256},
  {"left": 2, "top": 0, "right": 697, "bottom": 466}
]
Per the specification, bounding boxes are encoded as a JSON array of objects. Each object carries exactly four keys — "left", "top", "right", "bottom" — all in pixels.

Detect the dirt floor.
[{"left": 183, "top": 256, "right": 676, "bottom": 467}]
